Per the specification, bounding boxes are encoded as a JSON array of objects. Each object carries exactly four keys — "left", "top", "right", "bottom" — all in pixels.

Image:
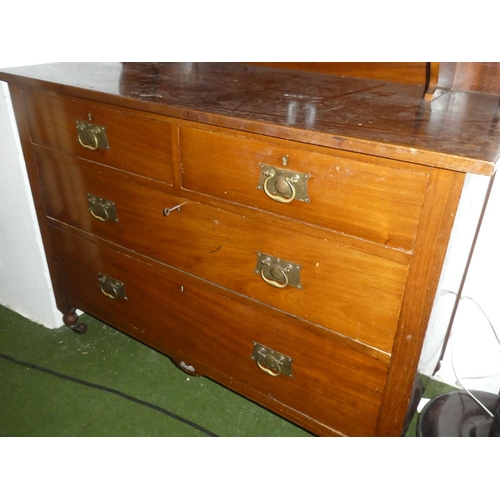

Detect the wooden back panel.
[
  {"left": 426, "top": 62, "right": 500, "bottom": 99},
  {"left": 247, "top": 62, "right": 429, "bottom": 86},
  {"left": 453, "top": 62, "right": 500, "bottom": 93},
  {"left": 252, "top": 62, "right": 500, "bottom": 99}
]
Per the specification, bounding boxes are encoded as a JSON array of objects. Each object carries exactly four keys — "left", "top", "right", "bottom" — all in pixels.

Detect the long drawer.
[
  {"left": 47, "top": 224, "right": 390, "bottom": 436},
  {"left": 38, "top": 150, "right": 409, "bottom": 352},
  {"left": 22, "top": 89, "right": 174, "bottom": 184},
  {"left": 179, "top": 125, "right": 430, "bottom": 251}
]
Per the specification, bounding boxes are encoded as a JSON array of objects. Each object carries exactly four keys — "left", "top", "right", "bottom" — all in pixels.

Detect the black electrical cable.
[{"left": 0, "top": 352, "right": 218, "bottom": 437}]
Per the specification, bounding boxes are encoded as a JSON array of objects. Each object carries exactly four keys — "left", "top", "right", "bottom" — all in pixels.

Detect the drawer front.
[
  {"left": 22, "top": 90, "right": 174, "bottom": 184},
  {"left": 38, "top": 151, "right": 409, "bottom": 352},
  {"left": 179, "top": 125, "right": 429, "bottom": 251},
  {"left": 48, "top": 225, "right": 389, "bottom": 436}
]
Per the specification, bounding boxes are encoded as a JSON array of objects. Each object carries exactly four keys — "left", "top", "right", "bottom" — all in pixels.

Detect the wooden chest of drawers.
[{"left": 2, "top": 62, "right": 498, "bottom": 436}]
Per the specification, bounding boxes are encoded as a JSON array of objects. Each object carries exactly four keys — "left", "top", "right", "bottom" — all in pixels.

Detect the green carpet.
[
  {"left": 0, "top": 304, "right": 313, "bottom": 437},
  {"left": 0, "top": 304, "right": 456, "bottom": 437}
]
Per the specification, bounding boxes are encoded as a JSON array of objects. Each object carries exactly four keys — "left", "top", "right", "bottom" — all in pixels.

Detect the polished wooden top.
[{"left": 1, "top": 62, "right": 499, "bottom": 175}]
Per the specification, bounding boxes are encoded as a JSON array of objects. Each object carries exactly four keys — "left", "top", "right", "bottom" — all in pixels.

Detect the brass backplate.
[
  {"left": 76, "top": 120, "right": 110, "bottom": 150},
  {"left": 257, "top": 164, "right": 311, "bottom": 203},
  {"left": 251, "top": 342, "right": 293, "bottom": 377},
  {"left": 255, "top": 252, "right": 302, "bottom": 289}
]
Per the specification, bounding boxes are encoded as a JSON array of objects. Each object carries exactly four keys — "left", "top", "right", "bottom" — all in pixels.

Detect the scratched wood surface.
[{"left": 1, "top": 62, "right": 499, "bottom": 174}]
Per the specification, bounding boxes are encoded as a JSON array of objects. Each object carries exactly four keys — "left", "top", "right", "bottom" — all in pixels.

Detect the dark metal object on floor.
[{"left": 417, "top": 390, "right": 500, "bottom": 437}]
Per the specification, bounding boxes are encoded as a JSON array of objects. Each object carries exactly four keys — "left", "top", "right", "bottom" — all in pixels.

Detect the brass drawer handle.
[
  {"left": 98, "top": 273, "right": 127, "bottom": 300},
  {"left": 257, "top": 355, "right": 282, "bottom": 376},
  {"left": 87, "top": 194, "right": 118, "bottom": 222},
  {"left": 259, "top": 264, "right": 289, "bottom": 289},
  {"left": 263, "top": 170, "right": 297, "bottom": 204},
  {"left": 78, "top": 128, "right": 98, "bottom": 150},
  {"left": 252, "top": 342, "right": 293, "bottom": 377},
  {"left": 257, "top": 164, "right": 311, "bottom": 204},
  {"left": 255, "top": 252, "right": 302, "bottom": 289},
  {"left": 101, "top": 286, "right": 119, "bottom": 300},
  {"left": 76, "top": 120, "right": 109, "bottom": 151},
  {"left": 89, "top": 204, "right": 109, "bottom": 222}
]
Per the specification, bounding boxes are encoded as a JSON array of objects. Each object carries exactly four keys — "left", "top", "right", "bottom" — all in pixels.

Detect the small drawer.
[
  {"left": 179, "top": 125, "right": 429, "bottom": 251},
  {"left": 48, "top": 225, "right": 389, "bottom": 436},
  {"left": 22, "top": 89, "right": 174, "bottom": 184},
  {"left": 38, "top": 150, "right": 409, "bottom": 352}
]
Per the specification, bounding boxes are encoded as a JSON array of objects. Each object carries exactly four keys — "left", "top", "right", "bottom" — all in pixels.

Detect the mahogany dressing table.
[{"left": 1, "top": 62, "right": 498, "bottom": 436}]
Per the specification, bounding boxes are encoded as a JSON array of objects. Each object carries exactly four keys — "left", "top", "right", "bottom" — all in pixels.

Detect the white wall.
[
  {"left": 418, "top": 171, "right": 500, "bottom": 394},
  {"left": 419, "top": 175, "right": 492, "bottom": 374},
  {"left": 0, "top": 72, "right": 62, "bottom": 328},
  {"left": 434, "top": 173, "right": 500, "bottom": 394}
]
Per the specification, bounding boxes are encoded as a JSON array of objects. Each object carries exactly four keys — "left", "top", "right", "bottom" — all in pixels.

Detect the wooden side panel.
[
  {"left": 6, "top": 84, "right": 70, "bottom": 315},
  {"left": 376, "top": 167, "right": 466, "bottom": 435}
]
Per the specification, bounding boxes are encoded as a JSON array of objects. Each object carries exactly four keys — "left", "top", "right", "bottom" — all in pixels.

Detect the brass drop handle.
[
  {"left": 76, "top": 120, "right": 109, "bottom": 151},
  {"left": 100, "top": 285, "right": 119, "bottom": 300},
  {"left": 259, "top": 264, "right": 289, "bottom": 289},
  {"left": 255, "top": 253, "right": 302, "bottom": 290},
  {"left": 98, "top": 273, "right": 127, "bottom": 300},
  {"left": 78, "top": 128, "right": 99, "bottom": 150},
  {"left": 263, "top": 170, "right": 297, "bottom": 204},
  {"left": 251, "top": 342, "right": 293, "bottom": 378},
  {"left": 87, "top": 194, "right": 118, "bottom": 222},
  {"left": 89, "top": 203, "right": 110, "bottom": 222},
  {"left": 256, "top": 353, "right": 282, "bottom": 377}
]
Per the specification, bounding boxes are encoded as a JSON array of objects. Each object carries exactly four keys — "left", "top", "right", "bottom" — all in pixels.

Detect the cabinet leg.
[
  {"left": 174, "top": 358, "right": 199, "bottom": 376},
  {"left": 62, "top": 307, "right": 87, "bottom": 334}
]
